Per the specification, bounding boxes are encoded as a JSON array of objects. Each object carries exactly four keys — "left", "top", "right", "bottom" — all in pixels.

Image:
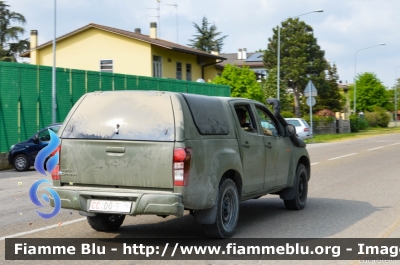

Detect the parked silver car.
[{"left": 285, "top": 118, "right": 312, "bottom": 140}]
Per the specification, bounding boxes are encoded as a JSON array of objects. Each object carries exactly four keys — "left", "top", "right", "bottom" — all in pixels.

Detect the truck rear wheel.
[
  {"left": 203, "top": 178, "right": 239, "bottom": 238},
  {"left": 284, "top": 164, "right": 308, "bottom": 210},
  {"left": 86, "top": 213, "right": 125, "bottom": 231}
]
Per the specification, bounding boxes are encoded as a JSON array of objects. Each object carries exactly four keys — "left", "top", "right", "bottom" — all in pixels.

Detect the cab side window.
[
  {"left": 235, "top": 105, "right": 257, "bottom": 133},
  {"left": 255, "top": 107, "right": 278, "bottom": 137}
]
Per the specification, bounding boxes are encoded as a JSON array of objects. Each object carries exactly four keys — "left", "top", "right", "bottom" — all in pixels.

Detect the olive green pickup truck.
[{"left": 51, "top": 91, "right": 310, "bottom": 238}]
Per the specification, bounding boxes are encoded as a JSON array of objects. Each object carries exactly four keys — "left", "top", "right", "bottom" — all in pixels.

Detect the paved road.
[{"left": 1, "top": 133, "right": 400, "bottom": 264}]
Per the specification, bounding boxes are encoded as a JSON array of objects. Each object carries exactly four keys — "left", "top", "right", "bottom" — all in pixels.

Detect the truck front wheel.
[
  {"left": 284, "top": 164, "right": 308, "bottom": 210},
  {"left": 203, "top": 178, "right": 239, "bottom": 238},
  {"left": 86, "top": 213, "right": 125, "bottom": 231}
]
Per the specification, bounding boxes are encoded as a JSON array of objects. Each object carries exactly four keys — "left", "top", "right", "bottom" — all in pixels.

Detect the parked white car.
[{"left": 285, "top": 118, "right": 312, "bottom": 140}]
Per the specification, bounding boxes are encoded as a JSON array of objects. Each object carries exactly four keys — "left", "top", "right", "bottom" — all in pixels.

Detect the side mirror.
[
  {"left": 32, "top": 135, "right": 39, "bottom": 143},
  {"left": 285, "top": 124, "right": 296, "bottom": 137}
]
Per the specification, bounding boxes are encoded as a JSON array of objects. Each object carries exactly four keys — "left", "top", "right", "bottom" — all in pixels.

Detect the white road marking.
[
  {"left": 368, "top": 146, "right": 385, "bottom": 151},
  {"left": 0, "top": 217, "right": 86, "bottom": 241},
  {"left": 311, "top": 162, "right": 320, "bottom": 166},
  {"left": 328, "top": 153, "right": 357, "bottom": 161},
  {"left": 390, "top": 142, "right": 400, "bottom": 146}
]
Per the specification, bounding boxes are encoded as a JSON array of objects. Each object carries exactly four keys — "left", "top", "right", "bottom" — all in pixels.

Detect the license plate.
[{"left": 88, "top": 200, "right": 132, "bottom": 213}]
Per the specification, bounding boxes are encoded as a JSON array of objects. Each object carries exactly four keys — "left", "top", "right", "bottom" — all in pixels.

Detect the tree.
[
  {"left": 386, "top": 78, "right": 400, "bottom": 112},
  {"left": 260, "top": 68, "right": 292, "bottom": 112},
  {"left": 212, "top": 64, "right": 264, "bottom": 102},
  {"left": 0, "top": 1, "right": 29, "bottom": 62},
  {"left": 313, "top": 63, "right": 344, "bottom": 112},
  {"left": 348, "top": 72, "right": 390, "bottom": 112},
  {"left": 188, "top": 16, "right": 227, "bottom": 53},
  {"left": 263, "top": 18, "right": 327, "bottom": 117}
]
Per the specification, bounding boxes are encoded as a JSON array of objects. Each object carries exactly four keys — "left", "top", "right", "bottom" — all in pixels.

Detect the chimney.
[
  {"left": 150, "top": 22, "right": 157, "bottom": 39},
  {"left": 211, "top": 45, "right": 219, "bottom": 56},
  {"left": 238, "top": 48, "right": 242, "bottom": 60},
  {"left": 30, "top": 30, "right": 38, "bottom": 64},
  {"left": 135, "top": 28, "right": 141, "bottom": 34},
  {"left": 242, "top": 48, "right": 247, "bottom": 60},
  {"left": 30, "top": 30, "right": 38, "bottom": 49}
]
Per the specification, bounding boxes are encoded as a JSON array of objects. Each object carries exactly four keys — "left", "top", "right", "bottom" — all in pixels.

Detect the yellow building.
[{"left": 21, "top": 23, "right": 225, "bottom": 82}]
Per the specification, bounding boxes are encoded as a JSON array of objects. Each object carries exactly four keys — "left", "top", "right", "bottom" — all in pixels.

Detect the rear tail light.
[
  {"left": 50, "top": 146, "right": 60, "bottom": 157},
  {"left": 304, "top": 128, "right": 309, "bottom": 132},
  {"left": 51, "top": 164, "right": 60, "bottom": 180},
  {"left": 51, "top": 145, "right": 61, "bottom": 180},
  {"left": 173, "top": 148, "right": 192, "bottom": 186}
]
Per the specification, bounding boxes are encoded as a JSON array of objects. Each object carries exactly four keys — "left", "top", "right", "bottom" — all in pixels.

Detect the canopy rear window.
[
  {"left": 182, "top": 93, "right": 229, "bottom": 135},
  {"left": 61, "top": 92, "right": 175, "bottom": 141}
]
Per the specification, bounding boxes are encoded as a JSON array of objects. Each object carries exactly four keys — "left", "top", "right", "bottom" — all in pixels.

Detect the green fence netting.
[{"left": 0, "top": 61, "right": 230, "bottom": 153}]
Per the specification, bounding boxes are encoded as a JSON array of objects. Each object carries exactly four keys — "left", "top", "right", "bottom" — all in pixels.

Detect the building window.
[
  {"left": 153, "top": 55, "right": 162, "bottom": 77},
  {"left": 176, "top": 62, "right": 182, "bottom": 80},
  {"left": 100, "top": 60, "right": 113, "bottom": 73},
  {"left": 186, "top": 63, "right": 192, "bottom": 81}
]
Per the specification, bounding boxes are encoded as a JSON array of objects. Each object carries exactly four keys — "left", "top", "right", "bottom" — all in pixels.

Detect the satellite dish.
[{"left": 196, "top": 78, "right": 205, "bottom": 83}]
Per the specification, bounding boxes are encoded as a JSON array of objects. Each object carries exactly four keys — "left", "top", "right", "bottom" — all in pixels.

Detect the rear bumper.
[
  {"left": 297, "top": 133, "right": 313, "bottom": 140},
  {"left": 50, "top": 186, "right": 184, "bottom": 217}
]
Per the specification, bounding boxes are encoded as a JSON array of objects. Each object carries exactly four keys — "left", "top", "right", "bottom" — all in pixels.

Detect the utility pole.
[{"left": 52, "top": 0, "right": 57, "bottom": 124}]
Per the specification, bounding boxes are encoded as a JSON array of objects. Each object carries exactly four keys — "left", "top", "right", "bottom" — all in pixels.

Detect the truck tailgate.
[
  {"left": 59, "top": 91, "right": 176, "bottom": 190},
  {"left": 60, "top": 139, "right": 174, "bottom": 189}
]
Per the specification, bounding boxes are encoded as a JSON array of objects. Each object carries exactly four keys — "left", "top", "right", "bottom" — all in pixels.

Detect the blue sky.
[{"left": 8, "top": 0, "right": 400, "bottom": 89}]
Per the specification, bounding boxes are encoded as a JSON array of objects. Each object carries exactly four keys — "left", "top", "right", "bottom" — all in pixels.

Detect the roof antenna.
[
  {"left": 147, "top": 0, "right": 161, "bottom": 38},
  {"left": 167, "top": 3, "right": 178, "bottom": 43}
]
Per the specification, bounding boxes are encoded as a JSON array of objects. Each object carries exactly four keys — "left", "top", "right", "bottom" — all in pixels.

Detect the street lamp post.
[
  {"left": 52, "top": 0, "right": 56, "bottom": 124},
  {"left": 353, "top": 43, "right": 385, "bottom": 115},
  {"left": 277, "top": 9, "right": 323, "bottom": 100}
]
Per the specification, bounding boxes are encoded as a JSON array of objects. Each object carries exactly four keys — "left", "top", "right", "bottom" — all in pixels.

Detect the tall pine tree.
[
  {"left": 188, "top": 17, "right": 227, "bottom": 53},
  {"left": 263, "top": 18, "right": 326, "bottom": 117},
  {"left": 0, "top": 1, "right": 29, "bottom": 62},
  {"left": 313, "top": 63, "right": 344, "bottom": 112}
]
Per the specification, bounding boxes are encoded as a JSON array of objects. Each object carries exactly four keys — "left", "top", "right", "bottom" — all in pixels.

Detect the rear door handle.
[{"left": 242, "top": 141, "right": 250, "bottom": 148}]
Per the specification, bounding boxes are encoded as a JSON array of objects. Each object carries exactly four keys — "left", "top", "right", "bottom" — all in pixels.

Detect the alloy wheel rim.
[{"left": 15, "top": 157, "right": 26, "bottom": 169}]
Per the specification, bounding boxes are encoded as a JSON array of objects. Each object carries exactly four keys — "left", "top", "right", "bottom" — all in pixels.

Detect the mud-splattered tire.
[
  {"left": 203, "top": 178, "right": 239, "bottom": 238},
  {"left": 87, "top": 214, "right": 125, "bottom": 231},
  {"left": 284, "top": 164, "right": 308, "bottom": 210}
]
